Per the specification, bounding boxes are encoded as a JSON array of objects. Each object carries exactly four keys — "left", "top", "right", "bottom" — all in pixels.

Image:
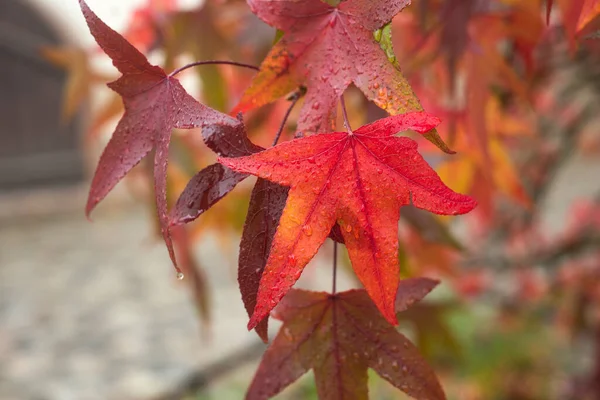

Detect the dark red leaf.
[
  {"left": 239, "top": 179, "right": 289, "bottom": 342},
  {"left": 247, "top": 289, "right": 446, "bottom": 400},
  {"left": 170, "top": 119, "right": 263, "bottom": 226},
  {"left": 395, "top": 277, "right": 440, "bottom": 313},
  {"left": 169, "top": 164, "right": 248, "bottom": 226}
]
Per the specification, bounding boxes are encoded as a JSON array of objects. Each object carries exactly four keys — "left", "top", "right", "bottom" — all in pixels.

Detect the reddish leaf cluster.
[{"left": 80, "top": 0, "right": 477, "bottom": 398}]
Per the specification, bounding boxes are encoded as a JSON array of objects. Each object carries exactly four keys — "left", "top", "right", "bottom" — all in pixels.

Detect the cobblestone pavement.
[
  {"left": 0, "top": 196, "right": 259, "bottom": 400},
  {"left": 0, "top": 186, "right": 353, "bottom": 400}
]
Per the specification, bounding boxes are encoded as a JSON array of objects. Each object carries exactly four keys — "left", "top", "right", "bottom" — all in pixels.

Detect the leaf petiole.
[
  {"left": 340, "top": 94, "right": 352, "bottom": 134},
  {"left": 169, "top": 60, "right": 259, "bottom": 78},
  {"left": 332, "top": 241, "right": 338, "bottom": 295},
  {"left": 272, "top": 90, "right": 303, "bottom": 146}
]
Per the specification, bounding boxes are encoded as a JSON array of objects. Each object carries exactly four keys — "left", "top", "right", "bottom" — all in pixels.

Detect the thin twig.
[
  {"left": 272, "top": 91, "right": 302, "bottom": 146},
  {"left": 149, "top": 340, "right": 267, "bottom": 400},
  {"left": 340, "top": 94, "right": 352, "bottom": 133},
  {"left": 170, "top": 60, "right": 259, "bottom": 77},
  {"left": 332, "top": 241, "right": 338, "bottom": 295}
]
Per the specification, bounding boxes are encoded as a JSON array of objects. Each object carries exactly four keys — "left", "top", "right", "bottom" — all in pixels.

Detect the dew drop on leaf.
[{"left": 302, "top": 224, "right": 313, "bottom": 236}]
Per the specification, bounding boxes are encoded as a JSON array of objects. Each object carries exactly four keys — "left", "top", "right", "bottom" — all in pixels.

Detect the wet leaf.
[
  {"left": 80, "top": 0, "right": 241, "bottom": 265},
  {"left": 220, "top": 112, "right": 476, "bottom": 328},
  {"left": 169, "top": 117, "right": 263, "bottom": 226},
  {"left": 239, "top": 179, "right": 289, "bottom": 342},
  {"left": 247, "top": 287, "right": 445, "bottom": 400},
  {"left": 233, "top": 0, "right": 452, "bottom": 152}
]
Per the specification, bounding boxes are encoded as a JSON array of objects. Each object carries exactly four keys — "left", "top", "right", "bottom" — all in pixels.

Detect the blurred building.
[{"left": 0, "top": 0, "right": 140, "bottom": 190}]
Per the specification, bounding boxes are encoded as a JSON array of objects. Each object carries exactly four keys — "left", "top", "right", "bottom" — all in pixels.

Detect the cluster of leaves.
[
  {"left": 59, "top": 0, "right": 600, "bottom": 398},
  {"left": 76, "top": 0, "right": 479, "bottom": 397}
]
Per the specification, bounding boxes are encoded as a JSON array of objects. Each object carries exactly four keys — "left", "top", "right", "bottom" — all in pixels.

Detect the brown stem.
[
  {"left": 340, "top": 94, "right": 352, "bottom": 133},
  {"left": 332, "top": 241, "right": 338, "bottom": 295},
  {"left": 272, "top": 90, "right": 302, "bottom": 146},
  {"left": 169, "top": 60, "right": 259, "bottom": 77}
]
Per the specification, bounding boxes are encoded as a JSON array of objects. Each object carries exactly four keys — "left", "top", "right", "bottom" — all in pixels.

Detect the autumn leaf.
[
  {"left": 40, "top": 46, "right": 110, "bottom": 122},
  {"left": 233, "top": 0, "right": 452, "bottom": 152},
  {"left": 80, "top": 0, "right": 241, "bottom": 265},
  {"left": 169, "top": 117, "right": 262, "bottom": 226},
  {"left": 219, "top": 111, "right": 476, "bottom": 328},
  {"left": 239, "top": 180, "right": 289, "bottom": 342},
  {"left": 247, "top": 281, "right": 445, "bottom": 400}
]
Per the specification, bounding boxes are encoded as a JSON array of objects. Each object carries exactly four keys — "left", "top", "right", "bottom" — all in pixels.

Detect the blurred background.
[{"left": 1, "top": 0, "right": 600, "bottom": 399}]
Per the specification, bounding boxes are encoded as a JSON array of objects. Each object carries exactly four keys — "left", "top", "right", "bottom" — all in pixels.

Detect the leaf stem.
[
  {"left": 272, "top": 91, "right": 302, "bottom": 146},
  {"left": 332, "top": 241, "right": 338, "bottom": 295},
  {"left": 170, "top": 60, "right": 259, "bottom": 77},
  {"left": 340, "top": 94, "right": 352, "bottom": 133}
]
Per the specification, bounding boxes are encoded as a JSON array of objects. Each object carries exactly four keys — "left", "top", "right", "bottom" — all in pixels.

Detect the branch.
[{"left": 148, "top": 340, "right": 267, "bottom": 400}]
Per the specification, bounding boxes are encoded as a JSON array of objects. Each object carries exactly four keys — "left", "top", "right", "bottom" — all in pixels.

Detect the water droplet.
[{"left": 302, "top": 224, "right": 313, "bottom": 236}]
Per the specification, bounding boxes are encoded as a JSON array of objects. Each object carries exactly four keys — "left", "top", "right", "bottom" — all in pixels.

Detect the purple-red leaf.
[
  {"left": 239, "top": 179, "right": 289, "bottom": 342},
  {"left": 170, "top": 164, "right": 249, "bottom": 226},
  {"left": 247, "top": 288, "right": 446, "bottom": 400},
  {"left": 395, "top": 277, "right": 440, "bottom": 313},
  {"left": 170, "top": 119, "right": 262, "bottom": 226},
  {"left": 80, "top": 0, "right": 240, "bottom": 265}
]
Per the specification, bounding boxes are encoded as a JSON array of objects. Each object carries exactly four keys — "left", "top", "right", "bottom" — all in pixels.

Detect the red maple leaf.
[
  {"left": 247, "top": 279, "right": 445, "bottom": 400},
  {"left": 232, "top": 0, "right": 452, "bottom": 152},
  {"left": 80, "top": 0, "right": 240, "bottom": 265},
  {"left": 219, "top": 111, "right": 476, "bottom": 328}
]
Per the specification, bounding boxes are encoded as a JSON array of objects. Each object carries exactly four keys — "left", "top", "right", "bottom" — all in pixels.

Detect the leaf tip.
[
  {"left": 247, "top": 318, "right": 258, "bottom": 331},
  {"left": 85, "top": 194, "right": 98, "bottom": 220},
  {"left": 256, "top": 327, "right": 269, "bottom": 343},
  {"left": 395, "top": 277, "right": 440, "bottom": 313}
]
